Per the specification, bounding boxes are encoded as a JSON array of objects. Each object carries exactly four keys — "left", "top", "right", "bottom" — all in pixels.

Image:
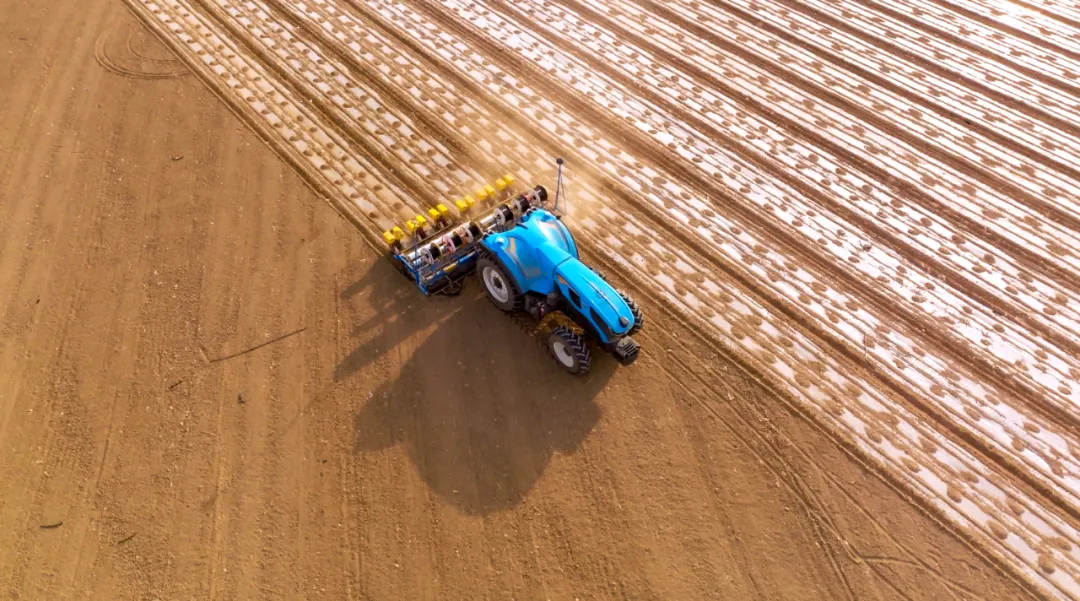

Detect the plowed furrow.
[
  {"left": 218, "top": 0, "right": 801, "bottom": 352},
  {"left": 188, "top": 0, "right": 464, "bottom": 210},
  {"left": 293, "top": 1, "right": 526, "bottom": 174},
  {"left": 882, "top": 0, "right": 1080, "bottom": 83},
  {"left": 496, "top": 0, "right": 1080, "bottom": 330},
  {"left": 907, "top": 0, "right": 1080, "bottom": 63},
  {"left": 681, "top": 0, "right": 1080, "bottom": 194},
  {"left": 526, "top": 0, "right": 1080, "bottom": 287},
  {"left": 132, "top": 0, "right": 413, "bottom": 238},
  {"left": 258, "top": 0, "right": 504, "bottom": 180},
  {"left": 805, "top": 0, "right": 1080, "bottom": 100},
  {"left": 989, "top": 0, "right": 1080, "bottom": 30},
  {"left": 211, "top": 0, "right": 488, "bottom": 199}
]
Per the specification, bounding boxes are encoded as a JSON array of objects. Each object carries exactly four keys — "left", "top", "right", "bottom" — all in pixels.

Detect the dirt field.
[{"left": 1, "top": 0, "right": 1077, "bottom": 600}]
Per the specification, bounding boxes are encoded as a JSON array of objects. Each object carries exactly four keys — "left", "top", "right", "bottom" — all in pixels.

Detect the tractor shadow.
[{"left": 340, "top": 260, "right": 615, "bottom": 515}]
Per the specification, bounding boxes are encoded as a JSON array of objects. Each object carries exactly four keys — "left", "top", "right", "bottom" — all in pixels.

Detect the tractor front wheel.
[
  {"left": 617, "top": 289, "right": 644, "bottom": 335},
  {"left": 548, "top": 326, "right": 592, "bottom": 375},
  {"left": 477, "top": 256, "right": 523, "bottom": 312}
]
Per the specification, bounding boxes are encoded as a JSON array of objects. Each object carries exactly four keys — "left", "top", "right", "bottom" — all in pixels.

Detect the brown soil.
[{"left": 0, "top": 1, "right": 1041, "bottom": 600}]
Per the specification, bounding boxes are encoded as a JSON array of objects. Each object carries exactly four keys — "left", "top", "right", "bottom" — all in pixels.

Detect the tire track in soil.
[
  {"left": 205, "top": 382, "right": 232, "bottom": 601},
  {"left": 0, "top": 4, "right": 104, "bottom": 246},
  {"left": 587, "top": 205, "right": 1080, "bottom": 595},
  {"left": 487, "top": 0, "right": 1080, "bottom": 429},
  {"left": 659, "top": 363, "right": 856, "bottom": 601},
  {"left": 405, "top": 0, "right": 1080, "bottom": 521},
  {"left": 61, "top": 84, "right": 175, "bottom": 597},
  {"left": 125, "top": 27, "right": 185, "bottom": 63},
  {"left": 0, "top": 4, "right": 128, "bottom": 304},
  {"left": 124, "top": 0, "right": 1080, "bottom": 592},
  {"left": 3, "top": 97, "right": 123, "bottom": 601},
  {"left": 337, "top": 450, "right": 360, "bottom": 601},
  {"left": 574, "top": 0, "right": 1080, "bottom": 290},
  {"left": 0, "top": 5, "right": 125, "bottom": 591},
  {"left": 662, "top": 357, "right": 972, "bottom": 601},
  {"left": 172, "top": 0, "right": 859, "bottom": 516},
  {"left": 95, "top": 25, "right": 190, "bottom": 79}
]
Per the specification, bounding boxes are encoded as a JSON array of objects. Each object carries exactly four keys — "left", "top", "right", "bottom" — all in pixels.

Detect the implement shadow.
[
  {"left": 340, "top": 262, "right": 615, "bottom": 515},
  {"left": 334, "top": 256, "right": 448, "bottom": 383}
]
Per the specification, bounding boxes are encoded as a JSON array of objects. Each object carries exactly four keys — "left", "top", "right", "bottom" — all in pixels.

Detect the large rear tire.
[
  {"left": 617, "top": 289, "right": 644, "bottom": 335},
  {"left": 548, "top": 326, "right": 592, "bottom": 375},
  {"left": 477, "top": 256, "right": 523, "bottom": 312}
]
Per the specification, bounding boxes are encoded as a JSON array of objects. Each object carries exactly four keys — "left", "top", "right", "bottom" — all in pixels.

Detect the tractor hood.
[{"left": 554, "top": 259, "right": 635, "bottom": 338}]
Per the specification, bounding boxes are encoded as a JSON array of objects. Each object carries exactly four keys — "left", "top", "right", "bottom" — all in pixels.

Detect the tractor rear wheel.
[
  {"left": 617, "top": 289, "right": 644, "bottom": 335},
  {"left": 477, "top": 256, "right": 523, "bottom": 312},
  {"left": 548, "top": 326, "right": 591, "bottom": 375}
]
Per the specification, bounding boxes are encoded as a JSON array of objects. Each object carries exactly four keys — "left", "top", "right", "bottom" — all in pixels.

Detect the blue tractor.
[{"left": 382, "top": 159, "right": 643, "bottom": 374}]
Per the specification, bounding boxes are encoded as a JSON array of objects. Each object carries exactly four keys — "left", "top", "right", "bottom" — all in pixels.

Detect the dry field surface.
[{"left": 1, "top": 0, "right": 1078, "bottom": 599}]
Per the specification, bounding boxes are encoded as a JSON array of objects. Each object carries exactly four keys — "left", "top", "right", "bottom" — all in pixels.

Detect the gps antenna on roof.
[{"left": 553, "top": 157, "right": 565, "bottom": 213}]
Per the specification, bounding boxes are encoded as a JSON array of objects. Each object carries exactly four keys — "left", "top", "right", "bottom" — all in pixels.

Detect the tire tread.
[
  {"left": 617, "top": 289, "right": 644, "bottom": 335},
  {"left": 549, "top": 325, "right": 591, "bottom": 375}
]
